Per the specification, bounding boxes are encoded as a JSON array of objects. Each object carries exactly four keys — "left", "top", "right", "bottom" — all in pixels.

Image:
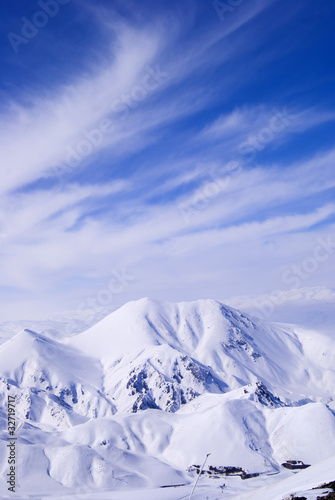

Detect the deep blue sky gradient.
[{"left": 0, "top": 0, "right": 334, "bottom": 319}]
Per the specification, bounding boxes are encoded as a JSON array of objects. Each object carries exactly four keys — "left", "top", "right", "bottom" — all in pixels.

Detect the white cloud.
[{"left": 1, "top": 1, "right": 335, "bottom": 321}]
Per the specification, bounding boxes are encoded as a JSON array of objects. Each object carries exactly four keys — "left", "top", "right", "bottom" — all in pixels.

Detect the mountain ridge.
[{"left": 0, "top": 298, "right": 335, "bottom": 494}]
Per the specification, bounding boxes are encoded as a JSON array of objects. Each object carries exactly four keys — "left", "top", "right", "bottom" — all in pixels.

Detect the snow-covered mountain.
[{"left": 0, "top": 298, "right": 335, "bottom": 498}]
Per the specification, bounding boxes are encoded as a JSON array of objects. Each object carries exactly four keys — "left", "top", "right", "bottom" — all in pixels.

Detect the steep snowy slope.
[
  {"left": 0, "top": 418, "right": 185, "bottom": 495},
  {"left": 109, "top": 386, "right": 335, "bottom": 473},
  {"left": 0, "top": 329, "right": 115, "bottom": 429},
  {"left": 2, "top": 382, "right": 334, "bottom": 494},
  {"left": 0, "top": 298, "right": 334, "bottom": 497},
  {"left": 69, "top": 298, "right": 335, "bottom": 410},
  {"left": 1, "top": 298, "right": 334, "bottom": 428}
]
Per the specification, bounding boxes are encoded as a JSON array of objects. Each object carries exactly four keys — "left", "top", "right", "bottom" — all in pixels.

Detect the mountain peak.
[{"left": 1, "top": 298, "right": 335, "bottom": 494}]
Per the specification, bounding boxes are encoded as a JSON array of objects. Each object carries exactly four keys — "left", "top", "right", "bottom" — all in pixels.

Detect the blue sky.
[{"left": 0, "top": 0, "right": 335, "bottom": 320}]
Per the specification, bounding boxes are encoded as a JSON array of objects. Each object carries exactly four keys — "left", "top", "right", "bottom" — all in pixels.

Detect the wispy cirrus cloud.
[
  {"left": 0, "top": 0, "right": 281, "bottom": 196},
  {"left": 198, "top": 105, "right": 335, "bottom": 154},
  {"left": 0, "top": 0, "right": 335, "bottom": 320}
]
